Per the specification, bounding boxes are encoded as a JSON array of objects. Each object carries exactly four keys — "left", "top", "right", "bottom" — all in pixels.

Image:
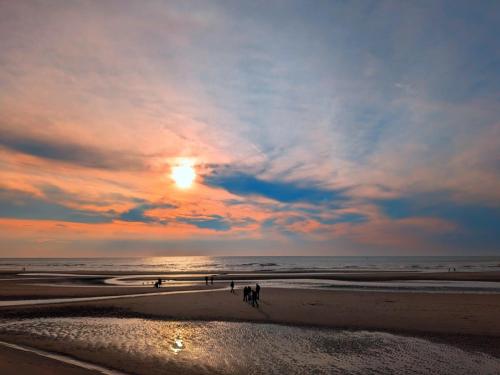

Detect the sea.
[{"left": 0, "top": 256, "right": 499, "bottom": 273}]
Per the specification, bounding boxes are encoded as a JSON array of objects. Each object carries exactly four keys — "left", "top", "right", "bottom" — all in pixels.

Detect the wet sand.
[
  {"left": 0, "top": 280, "right": 222, "bottom": 300},
  {"left": 4, "top": 288, "right": 497, "bottom": 336},
  {"left": 1, "top": 271, "right": 500, "bottom": 337},
  {"left": 0, "top": 345, "right": 96, "bottom": 375}
]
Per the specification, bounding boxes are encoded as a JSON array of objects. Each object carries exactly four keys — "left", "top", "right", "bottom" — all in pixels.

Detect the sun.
[{"left": 171, "top": 163, "right": 196, "bottom": 189}]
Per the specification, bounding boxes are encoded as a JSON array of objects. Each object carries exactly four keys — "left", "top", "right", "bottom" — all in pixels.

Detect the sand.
[
  {"left": 4, "top": 287, "right": 497, "bottom": 335},
  {"left": 0, "top": 345, "right": 97, "bottom": 375},
  {"left": 0, "top": 280, "right": 222, "bottom": 300},
  {"left": 1, "top": 271, "right": 500, "bottom": 373},
  {"left": 1, "top": 271, "right": 500, "bottom": 337}
]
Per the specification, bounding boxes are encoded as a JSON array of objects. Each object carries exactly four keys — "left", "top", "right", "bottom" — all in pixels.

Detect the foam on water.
[{"left": 0, "top": 318, "right": 498, "bottom": 375}]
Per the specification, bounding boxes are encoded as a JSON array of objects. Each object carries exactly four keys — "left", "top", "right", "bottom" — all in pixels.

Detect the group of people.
[
  {"left": 151, "top": 276, "right": 261, "bottom": 308},
  {"left": 240, "top": 283, "right": 260, "bottom": 307}
]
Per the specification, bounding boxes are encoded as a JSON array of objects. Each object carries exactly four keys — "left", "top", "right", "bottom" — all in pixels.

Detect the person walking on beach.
[
  {"left": 230, "top": 280, "right": 235, "bottom": 293},
  {"left": 205, "top": 276, "right": 208, "bottom": 285},
  {"left": 211, "top": 276, "right": 214, "bottom": 285},
  {"left": 243, "top": 286, "right": 248, "bottom": 301},
  {"left": 256, "top": 283, "right": 261, "bottom": 300},
  {"left": 251, "top": 289, "right": 259, "bottom": 308}
]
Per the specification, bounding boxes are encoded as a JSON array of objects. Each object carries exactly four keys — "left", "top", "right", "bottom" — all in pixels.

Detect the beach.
[
  {"left": 2, "top": 279, "right": 500, "bottom": 338},
  {"left": 1, "top": 268, "right": 500, "bottom": 374}
]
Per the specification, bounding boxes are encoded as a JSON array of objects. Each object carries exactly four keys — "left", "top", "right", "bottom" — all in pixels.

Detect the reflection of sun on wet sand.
[
  {"left": 2, "top": 318, "right": 500, "bottom": 375},
  {"left": 1, "top": 271, "right": 500, "bottom": 374}
]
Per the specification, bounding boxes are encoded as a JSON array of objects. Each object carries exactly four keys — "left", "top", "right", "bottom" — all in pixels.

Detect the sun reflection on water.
[{"left": 171, "top": 335, "right": 185, "bottom": 354}]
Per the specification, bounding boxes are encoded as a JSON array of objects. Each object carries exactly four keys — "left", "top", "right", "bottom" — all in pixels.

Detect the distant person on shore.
[
  {"left": 256, "top": 283, "right": 261, "bottom": 300},
  {"left": 205, "top": 276, "right": 208, "bottom": 285},
  {"left": 243, "top": 286, "right": 248, "bottom": 301},
  {"left": 230, "top": 280, "right": 235, "bottom": 293},
  {"left": 157, "top": 278, "right": 162, "bottom": 287},
  {"left": 251, "top": 289, "right": 259, "bottom": 307},
  {"left": 211, "top": 276, "right": 214, "bottom": 285}
]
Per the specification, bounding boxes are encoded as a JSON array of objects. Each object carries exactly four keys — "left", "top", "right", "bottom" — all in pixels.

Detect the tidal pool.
[{"left": 0, "top": 318, "right": 498, "bottom": 375}]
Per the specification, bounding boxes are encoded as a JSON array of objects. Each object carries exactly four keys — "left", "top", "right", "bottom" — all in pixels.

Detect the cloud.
[
  {"left": 175, "top": 214, "right": 256, "bottom": 232},
  {"left": 205, "top": 169, "right": 349, "bottom": 205},
  {"left": 39, "top": 184, "right": 138, "bottom": 208},
  {"left": 176, "top": 215, "right": 231, "bottom": 231},
  {"left": 312, "top": 213, "right": 368, "bottom": 225},
  {"left": 118, "top": 202, "right": 177, "bottom": 224},
  {"left": 375, "top": 192, "right": 500, "bottom": 250},
  {"left": 0, "top": 188, "right": 114, "bottom": 224},
  {"left": 0, "top": 187, "right": 177, "bottom": 225},
  {"left": 0, "top": 130, "right": 146, "bottom": 170}
]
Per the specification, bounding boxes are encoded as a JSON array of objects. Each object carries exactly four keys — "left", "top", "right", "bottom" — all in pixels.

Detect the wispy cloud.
[
  {"left": 0, "top": 188, "right": 114, "bottom": 224},
  {"left": 0, "top": 129, "right": 146, "bottom": 170}
]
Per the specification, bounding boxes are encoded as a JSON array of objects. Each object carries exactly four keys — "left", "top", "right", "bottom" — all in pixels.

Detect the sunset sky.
[{"left": 1, "top": 1, "right": 499, "bottom": 256}]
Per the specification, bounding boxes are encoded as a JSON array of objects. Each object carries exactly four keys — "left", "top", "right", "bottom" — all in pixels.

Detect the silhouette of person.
[
  {"left": 205, "top": 276, "right": 208, "bottom": 285},
  {"left": 243, "top": 286, "right": 247, "bottom": 301},
  {"left": 256, "top": 283, "right": 261, "bottom": 300},
  {"left": 211, "top": 276, "right": 214, "bottom": 285},
  {"left": 251, "top": 289, "right": 259, "bottom": 307},
  {"left": 230, "top": 280, "right": 235, "bottom": 293}
]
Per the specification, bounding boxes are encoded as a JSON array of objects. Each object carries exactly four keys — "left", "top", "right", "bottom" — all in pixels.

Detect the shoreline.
[
  {"left": 3, "top": 269, "right": 500, "bottom": 281},
  {"left": 1, "top": 270, "right": 500, "bottom": 302}
]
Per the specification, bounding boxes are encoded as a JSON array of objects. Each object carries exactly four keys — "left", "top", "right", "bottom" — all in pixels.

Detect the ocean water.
[
  {"left": 99, "top": 276, "right": 500, "bottom": 294},
  {"left": 1, "top": 256, "right": 500, "bottom": 272},
  {"left": 0, "top": 318, "right": 498, "bottom": 375}
]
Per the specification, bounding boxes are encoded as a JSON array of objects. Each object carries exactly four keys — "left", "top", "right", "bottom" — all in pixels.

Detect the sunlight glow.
[
  {"left": 171, "top": 162, "right": 196, "bottom": 189},
  {"left": 171, "top": 335, "right": 185, "bottom": 354}
]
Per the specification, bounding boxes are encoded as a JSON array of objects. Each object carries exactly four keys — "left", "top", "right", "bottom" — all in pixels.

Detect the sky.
[{"left": 0, "top": 0, "right": 499, "bottom": 257}]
